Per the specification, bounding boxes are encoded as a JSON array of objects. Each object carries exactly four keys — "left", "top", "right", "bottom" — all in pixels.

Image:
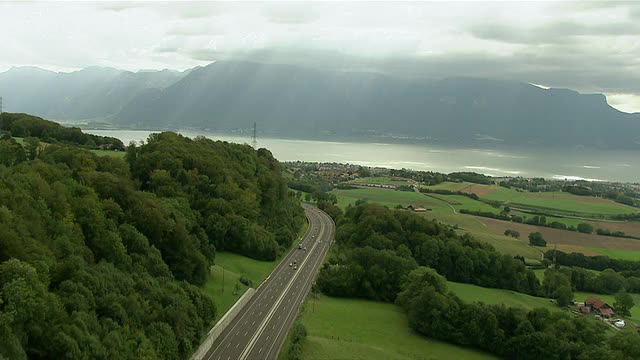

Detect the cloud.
[
  {"left": 98, "top": 1, "right": 139, "bottom": 12},
  {"left": 261, "top": 3, "right": 319, "bottom": 25},
  {"left": 469, "top": 20, "right": 640, "bottom": 45}
]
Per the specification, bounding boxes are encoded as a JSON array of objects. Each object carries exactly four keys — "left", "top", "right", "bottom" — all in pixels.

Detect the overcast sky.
[{"left": 1, "top": 1, "right": 640, "bottom": 112}]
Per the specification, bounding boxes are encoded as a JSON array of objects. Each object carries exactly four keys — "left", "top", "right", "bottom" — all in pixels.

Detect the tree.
[
  {"left": 554, "top": 286, "right": 574, "bottom": 307},
  {"left": 504, "top": 229, "right": 520, "bottom": 239},
  {"left": 577, "top": 223, "right": 594, "bottom": 234},
  {"left": 357, "top": 166, "right": 371, "bottom": 178},
  {"left": 24, "top": 137, "right": 40, "bottom": 160},
  {"left": 614, "top": 290, "right": 634, "bottom": 317},
  {"left": 528, "top": 232, "right": 547, "bottom": 247}
]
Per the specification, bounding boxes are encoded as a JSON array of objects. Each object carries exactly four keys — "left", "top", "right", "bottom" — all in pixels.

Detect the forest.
[{"left": 0, "top": 116, "right": 304, "bottom": 359}]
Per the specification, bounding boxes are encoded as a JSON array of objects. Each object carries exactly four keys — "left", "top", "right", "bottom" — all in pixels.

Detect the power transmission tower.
[{"left": 251, "top": 122, "right": 258, "bottom": 149}]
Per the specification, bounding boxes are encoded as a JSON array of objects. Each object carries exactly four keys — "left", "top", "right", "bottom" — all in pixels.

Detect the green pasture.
[
  {"left": 331, "top": 188, "right": 447, "bottom": 211},
  {"left": 422, "top": 181, "right": 474, "bottom": 192},
  {"left": 350, "top": 177, "right": 410, "bottom": 186},
  {"left": 90, "top": 149, "right": 126, "bottom": 158},
  {"left": 586, "top": 248, "right": 640, "bottom": 261},
  {"left": 298, "top": 295, "right": 497, "bottom": 360},
  {"left": 447, "top": 281, "right": 559, "bottom": 312},
  {"left": 482, "top": 188, "right": 637, "bottom": 216}
]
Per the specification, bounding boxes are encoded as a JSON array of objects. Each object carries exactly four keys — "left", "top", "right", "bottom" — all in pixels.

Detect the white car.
[
  {"left": 293, "top": 265, "right": 298, "bottom": 270},
  {"left": 289, "top": 263, "right": 292, "bottom": 267}
]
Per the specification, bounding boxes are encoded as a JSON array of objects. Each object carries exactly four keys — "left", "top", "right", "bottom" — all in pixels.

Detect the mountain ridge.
[{"left": 1, "top": 61, "right": 639, "bottom": 149}]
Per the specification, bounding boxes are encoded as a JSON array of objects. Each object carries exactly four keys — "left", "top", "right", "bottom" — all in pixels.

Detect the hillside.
[
  {"left": 0, "top": 114, "right": 304, "bottom": 359},
  {"left": 2, "top": 61, "right": 640, "bottom": 148}
]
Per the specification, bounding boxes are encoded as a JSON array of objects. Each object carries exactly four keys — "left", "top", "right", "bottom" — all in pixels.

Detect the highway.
[{"left": 203, "top": 204, "right": 335, "bottom": 360}]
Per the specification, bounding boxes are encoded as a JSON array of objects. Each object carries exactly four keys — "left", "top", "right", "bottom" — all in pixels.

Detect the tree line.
[
  {"left": 318, "top": 204, "right": 541, "bottom": 302},
  {"left": 397, "top": 267, "right": 639, "bottom": 360},
  {"left": 0, "top": 112, "right": 124, "bottom": 150}
]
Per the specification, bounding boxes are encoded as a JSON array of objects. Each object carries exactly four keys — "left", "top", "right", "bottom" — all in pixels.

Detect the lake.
[{"left": 85, "top": 129, "right": 639, "bottom": 183}]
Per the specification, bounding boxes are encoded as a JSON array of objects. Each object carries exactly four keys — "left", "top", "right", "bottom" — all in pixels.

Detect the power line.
[{"left": 251, "top": 122, "right": 257, "bottom": 149}]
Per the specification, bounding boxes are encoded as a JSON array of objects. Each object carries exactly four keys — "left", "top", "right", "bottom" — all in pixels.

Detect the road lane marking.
[
  {"left": 204, "top": 209, "right": 326, "bottom": 360},
  {"left": 265, "top": 212, "right": 334, "bottom": 358},
  {"left": 238, "top": 220, "right": 326, "bottom": 360}
]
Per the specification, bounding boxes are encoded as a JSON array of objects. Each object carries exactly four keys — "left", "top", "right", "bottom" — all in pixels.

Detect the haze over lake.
[{"left": 87, "top": 129, "right": 639, "bottom": 183}]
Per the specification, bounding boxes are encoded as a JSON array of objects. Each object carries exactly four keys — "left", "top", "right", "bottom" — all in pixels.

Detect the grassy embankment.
[
  {"left": 203, "top": 219, "right": 309, "bottom": 318},
  {"left": 90, "top": 149, "right": 126, "bottom": 158},
  {"left": 289, "top": 295, "right": 497, "bottom": 360}
]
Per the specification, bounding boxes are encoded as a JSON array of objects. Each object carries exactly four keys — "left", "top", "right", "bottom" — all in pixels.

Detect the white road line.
[
  {"left": 238, "top": 221, "right": 326, "bottom": 360},
  {"left": 203, "top": 209, "right": 325, "bottom": 360}
]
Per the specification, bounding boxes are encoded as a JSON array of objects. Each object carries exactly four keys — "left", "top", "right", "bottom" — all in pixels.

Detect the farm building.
[
  {"left": 585, "top": 296, "right": 615, "bottom": 317},
  {"left": 407, "top": 205, "right": 427, "bottom": 212}
]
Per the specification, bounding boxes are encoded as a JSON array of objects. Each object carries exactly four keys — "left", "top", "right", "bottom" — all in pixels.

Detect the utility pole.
[{"left": 251, "top": 122, "right": 257, "bottom": 149}]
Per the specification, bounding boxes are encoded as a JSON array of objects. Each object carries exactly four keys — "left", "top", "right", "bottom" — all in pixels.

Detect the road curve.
[{"left": 203, "top": 204, "right": 335, "bottom": 360}]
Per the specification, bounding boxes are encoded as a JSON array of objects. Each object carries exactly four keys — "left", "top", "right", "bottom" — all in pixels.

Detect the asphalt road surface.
[{"left": 203, "top": 204, "right": 335, "bottom": 360}]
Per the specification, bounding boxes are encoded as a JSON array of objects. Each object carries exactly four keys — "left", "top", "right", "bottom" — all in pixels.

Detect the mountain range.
[{"left": 1, "top": 61, "right": 639, "bottom": 149}]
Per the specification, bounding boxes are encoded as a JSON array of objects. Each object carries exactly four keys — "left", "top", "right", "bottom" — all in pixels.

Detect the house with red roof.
[{"left": 585, "top": 296, "right": 615, "bottom": 317}]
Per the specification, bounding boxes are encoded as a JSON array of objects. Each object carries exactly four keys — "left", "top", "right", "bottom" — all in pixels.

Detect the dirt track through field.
[{"left": 478, "top": 217, "right": 640, "bottom": 251}]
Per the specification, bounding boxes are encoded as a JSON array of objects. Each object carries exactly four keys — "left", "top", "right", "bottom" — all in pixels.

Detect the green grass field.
[
  {"left": 350, "top": 177, "right": 410, "bottom": 186},
  {"left": 202, "top": 264, "right": 251, "bottom": 318},
  {"left": 482, "top": 188, "right": 637, "bottom": 216},
  {"left": 331, "top": 188, "right": 447, "bottom": 211},
  {"left": 448, "top": 281, "right": 558, "bottom": 312},
  {"left": 586, "top": 248, "right": 640, "bottom": 261},
  {"left": 90, "top": 149, "right": 126, "bottom": 158},
  {"left": 203, "top": 219, "right": 308, "bottom": 318},
  {"left": 422, "top": 181, "right": 473, "bottom": 192},
  {"left": 298, "top": 295, "right": 496, "bottom": 360}
]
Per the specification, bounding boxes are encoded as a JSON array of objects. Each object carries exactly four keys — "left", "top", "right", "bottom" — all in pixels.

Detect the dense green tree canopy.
[{"left": 0, "top": 118, "right": 304, "bottom": 359}]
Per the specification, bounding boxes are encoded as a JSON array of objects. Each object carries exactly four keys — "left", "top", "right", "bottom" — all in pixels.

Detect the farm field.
[
  {"left": 425, "top": 193, "right": 499, "bottom": 213},
  {"left": 481, "top": 187, "right": 637, "bottom": 217},
  {"left": 587, "top": 221, "right": 640, "bottom": 238},
  {"left": 478, "top": 217, "right": 640, "bottom": 252},
  {"left": 330, "top": 186, "right": 543, "bottom": 261},
  {"left": 586, "top": 248, "right": 640, "bottom": 261},
  {"left": 421, "top": 181, "right": 474, "bottom": 192},
  {"left": 298, "top": 295, "right": 497, "bottom": 360},
  {"left": 330, "top": 188, "right": 447, "bottom": 211},
  {"left": 349, "top": 176, "right": 410, "bottom": 186},
  {"left": 447, "top": 281, "right": 559, "bottom": 312}
]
